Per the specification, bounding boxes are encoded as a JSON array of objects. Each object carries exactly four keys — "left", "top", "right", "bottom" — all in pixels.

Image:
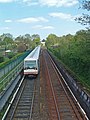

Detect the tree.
[
  {"left": 46, "top": 30, "right": 90, "bottom": 86},
  {"left": 75, "top": 0, "right": 90, "bottom": 28},
  {"left": 15, "top": 35, "right": 23, "bottom": 42},
  {"left": 42, "top": 39, "right": 46, "bottom": 42},
  {"left": 3, "top": 37, "right": 14, "bottom": 50},
  {"left": 31, "top": 34, "right": 40, "bottom": 41},
  {"left": 33, "top": 38, "right": 40, "bottom": 46},
  {"left": 17, "top": 43, "right": 27, "bottom": 52},
  {"left": 0, "top": 55, "right": 4, "bottom": 63},
  {"left": 0, "top": 33, "right": 13, "bottom": 40},
  {"left": 46, "top": 34, "right": 59, "bottom": 47},
  {"left": 24, "top": 34, "right": 31, "bottom": 39},
  {"left": 31, "top": 34, "right": 40, "bottom": 47},
  {"left": 3, "top": 37, "right": 13, "bottom": 44},
  {"left": 23, "top": 34, "right": 32, "bottom": 49},
  {"left": 15, "top": 34, "right": 32, "bottom": 50}
]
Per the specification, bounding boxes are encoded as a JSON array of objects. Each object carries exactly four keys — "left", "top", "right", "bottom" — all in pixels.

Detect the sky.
[{"left": 0, "top": 0, "right": 87, "bottom": 39}]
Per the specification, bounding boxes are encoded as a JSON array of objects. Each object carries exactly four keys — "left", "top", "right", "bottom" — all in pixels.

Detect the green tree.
[
  {"left": 33, "top": 38, "right": 40, "bottom": 46},
  {"left": 3, "top": 37, "right": 13, "bottom": 44},
  {"left": 0, "top": 55, "right": 4, "bottom": 63},
  {"left": 31, "top": 34, "right": 40, "bottom": 47},
  {"left": 76, "top": 0, "right": 90, "bottom": 28},
  {"left": 31, "top": 34, "right": 40, "bottom": 41},
  {"left": 46, "top": 30, "right": 90, "bottom": 87},
  {"left": 15, "top": 34, "right": 32, "bottom": 50},
  {"left": 46, "top": 34, "right": 59, "bottom": 47}
]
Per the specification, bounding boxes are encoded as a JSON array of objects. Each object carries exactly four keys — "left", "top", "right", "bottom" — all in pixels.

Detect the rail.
[
  {"left": 47, "top": 50, "right": 89, "bottom": 120},
  {"left": 42, "top": 49, "right": 89, "bottom": 120},
  {"left": 2, "top": 76, "right": 25, "bottom": 120},
  {"left": 4, "top": 77, "right": 36, "bottom": 120},
  {"left": 43, "top": 52, "right": 60, "bottom": 120}
]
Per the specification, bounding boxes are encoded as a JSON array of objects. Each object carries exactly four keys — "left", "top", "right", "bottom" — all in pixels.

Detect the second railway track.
[{"left": 42, "top": 49, "right": 88, "bottom": 120}]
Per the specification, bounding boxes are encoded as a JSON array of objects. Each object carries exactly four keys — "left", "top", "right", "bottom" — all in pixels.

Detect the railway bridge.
[{"left": 0, "top": 47, "right": 90, "bottom": 120}]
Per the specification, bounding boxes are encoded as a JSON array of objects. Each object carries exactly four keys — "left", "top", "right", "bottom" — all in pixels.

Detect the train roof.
[{"left": 24, "top": 46, "right": 40, "bottom": 61}]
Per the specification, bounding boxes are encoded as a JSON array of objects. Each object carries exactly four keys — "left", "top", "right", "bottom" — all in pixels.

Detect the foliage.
[
  {"left": 82, "top": 0, "right": 90, "bottom": 11},
  {"left": 6, "top": 52, "right": 15, "bottom": 59},
  {"left": 33, "top": 37, "right": 40, "bottom": 46},
  {"left": 0, "top": 33, "right": 13, "bottom": 40},
  {"left": 0, "top": 53, "right": 23, "bottom": 69},
  {"left": 31, "top": 34, "right": 40, "bottom": 47},
  {"left": 17, "top": 43, "right": 27, "bottom": 52},
  {"left": 15, "top": 34, "right": 32, "bottom": 49},
  {"left": 76, "top": 0, "right": 90, "bottom": 28},
  {"left": 15, "top": 33, "right": 40, "bottom": 49},
  {"left": 31, "top": 34, "right": 40, "bottom": 40},
  {"left": 0, "top": 33, "right": 41, "bottom": 54},
  {"left": 46, "top": 34, "right": 59, "bottom": 47},
  {"left": 46, "top": 29, "right": 90, "bottom": 87},
  {"left": 3, "top": 37, "right": 13, "bottom": 44},
  {"left": 0, "top": 55, "right": 4, "bottom": 63}
]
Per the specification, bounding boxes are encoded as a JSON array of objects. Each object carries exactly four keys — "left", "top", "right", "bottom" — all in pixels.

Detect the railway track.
[
  {"left": 31, "top": 51, "right": 49, "bottom": 120},
  {"left": 2, "top": 48, "right": 88, "bottom": 120},
  {"left": 42, "top": 49, "right": 88, "bottom": 120},
  {"left": 3, "top": 52, "right": 49, "bottom": 120},
  {"left": 5, "top": 77, "right": 35, "bottom": 120}
]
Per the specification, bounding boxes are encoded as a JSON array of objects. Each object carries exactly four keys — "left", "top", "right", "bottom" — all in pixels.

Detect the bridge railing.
[
  {"left": 0, "top": 61, "right": 23, "bottom": 95},
  {"left": 0, "top": 50, "right": 30, "bottom": 79}
]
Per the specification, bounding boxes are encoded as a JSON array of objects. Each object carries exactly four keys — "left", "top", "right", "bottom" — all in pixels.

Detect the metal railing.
[
  {"left": 0, "top": 51, "right": 30, "bottom": 79},
  {"left": 0, "top": 61, "right": 23, "bottom": 95}
]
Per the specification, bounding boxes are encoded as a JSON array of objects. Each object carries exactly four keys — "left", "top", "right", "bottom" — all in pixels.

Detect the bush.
[
  {"left": 17, "top": 43, "right": 26, "bottom": 52},
  {"left": 7, "top": 52, "right": 15, "bottom": 59},
  {"left": 0, "top": 56, "right": 4, "bottom": 63}
]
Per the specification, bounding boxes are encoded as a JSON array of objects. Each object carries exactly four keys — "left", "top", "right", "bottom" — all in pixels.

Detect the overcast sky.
[{"left": 0, "top": 0, "right": 86, "bottom": 39}]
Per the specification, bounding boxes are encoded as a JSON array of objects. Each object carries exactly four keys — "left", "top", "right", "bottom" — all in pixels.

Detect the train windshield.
[{"left": 25, "top": 60, "right": 37, "bottom": 69}]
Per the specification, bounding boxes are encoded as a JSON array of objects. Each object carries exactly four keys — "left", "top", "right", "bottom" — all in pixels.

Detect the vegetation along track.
[{"left": 42, "top": 49, "right": 88, "bottom": 120}]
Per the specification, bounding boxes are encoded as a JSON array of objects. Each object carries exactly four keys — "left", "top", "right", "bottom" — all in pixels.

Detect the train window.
[{"left": 25, "top": 60, "right": 37, "bottom": 69}]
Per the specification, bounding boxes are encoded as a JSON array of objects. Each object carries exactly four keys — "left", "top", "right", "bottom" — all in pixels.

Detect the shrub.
[{"left": 0, "top": 56, "right": 4, "bottom": 63}]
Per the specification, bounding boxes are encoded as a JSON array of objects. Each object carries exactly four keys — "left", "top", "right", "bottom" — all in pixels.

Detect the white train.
[{"left": 24, "top": 46, "right": 41, "bottom": 76}]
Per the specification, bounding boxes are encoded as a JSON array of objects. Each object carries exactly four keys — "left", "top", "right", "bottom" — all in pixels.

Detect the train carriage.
[{"left": 24, "top": 46, "right": 40, "bottom": 76}]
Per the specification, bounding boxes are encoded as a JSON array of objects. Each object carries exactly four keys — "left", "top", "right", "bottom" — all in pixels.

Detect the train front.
[{"left": 24, "top": 59, "right": 39, "bottom": 76}]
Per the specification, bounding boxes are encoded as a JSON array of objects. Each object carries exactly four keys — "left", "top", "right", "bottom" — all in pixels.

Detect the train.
[{"left": 24, "top": 46, "right": 41, "bottom": 76}]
